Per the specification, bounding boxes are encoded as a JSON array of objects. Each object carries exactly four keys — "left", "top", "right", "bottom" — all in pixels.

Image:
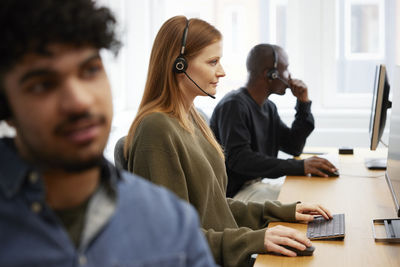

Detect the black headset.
[
  {"left": 266, "top": 44, "right": 279, "bottom": 80},
  {"left": 173, "top": 20, "right": 189, "bottom": 74},
  {"left": 0, "top": 92, "right": 10, "bottom": 120},
  {"left": 172, "top": 19, "right": 216, "bottom": 99}
]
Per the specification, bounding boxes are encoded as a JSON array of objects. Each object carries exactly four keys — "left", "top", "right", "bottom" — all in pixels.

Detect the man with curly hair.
[{"left": 0, "top": 1, "right": 216, "bottom": 266}]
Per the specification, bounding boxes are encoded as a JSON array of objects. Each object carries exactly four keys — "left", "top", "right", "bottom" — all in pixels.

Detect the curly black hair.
[{"left": 0, "top": 0, "right": 121, "bottom": 76}]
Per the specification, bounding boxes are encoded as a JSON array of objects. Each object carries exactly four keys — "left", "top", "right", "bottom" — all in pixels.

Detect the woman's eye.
[{"left": 209, "top": 60, "right": 218, "bottom": 65}]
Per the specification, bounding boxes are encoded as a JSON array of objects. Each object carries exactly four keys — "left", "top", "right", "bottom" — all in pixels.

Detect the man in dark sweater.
[{"left": 210, "top": 44, "right": 337, "bottom": 200}]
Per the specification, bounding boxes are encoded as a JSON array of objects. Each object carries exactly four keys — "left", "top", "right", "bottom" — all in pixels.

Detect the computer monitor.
[
  {"left": 385, "top": 66, "right": 400, "bottom": 217},
  {"left": 372, "top": 67, "right": 400, "bottom": 243},
  {"left": 365, "top": 64, "right": 392, "bottom": 169}
]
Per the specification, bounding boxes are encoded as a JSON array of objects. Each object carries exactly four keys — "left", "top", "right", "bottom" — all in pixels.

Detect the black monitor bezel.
[
  {"left": 385, "top": 171, "right": 400, "bottom": 217},
  {"left": 369, "top": 64, "right": 390, "bottom": 150},
  {"left": 384, "top": 65, "right": 400, "bottom": 218}
]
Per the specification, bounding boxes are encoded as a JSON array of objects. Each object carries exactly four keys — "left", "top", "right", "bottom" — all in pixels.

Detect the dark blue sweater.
[{"left": 210, "top": 87, "right": 315, "bottom": 197}]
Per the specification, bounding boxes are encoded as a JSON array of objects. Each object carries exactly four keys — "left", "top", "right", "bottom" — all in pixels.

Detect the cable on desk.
[
  {"left": 341, "top": 174, "right": 385, "bottom": 178},
  {"left": 379, "top": 139, "right": 388, "bottom": 148}
]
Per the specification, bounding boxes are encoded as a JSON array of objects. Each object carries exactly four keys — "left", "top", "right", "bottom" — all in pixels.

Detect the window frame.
[{"left": 344, "top": 0, "right": 385, "bottom": 60}]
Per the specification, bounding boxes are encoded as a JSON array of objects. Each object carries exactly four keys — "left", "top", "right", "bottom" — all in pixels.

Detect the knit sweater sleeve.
[
  {"left": 278, "top": 100, "right": 315, "bottom": 156},
  {"left": 202, "top": 227, "right": 266, "bottom": 267},
  {"left": 227, "top": 198, "right": 298, "bottom": 228},
  {"left": 204, "top": 199, "right": 297, "bottom": 266}
]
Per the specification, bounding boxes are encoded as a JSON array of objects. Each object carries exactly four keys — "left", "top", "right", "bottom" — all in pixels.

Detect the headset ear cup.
[
  {"left": 173, "top": 56, "right": 188, "bottom": 73},
  {"left": 267, "top": 69, "right": 279, "bottom": 80}
]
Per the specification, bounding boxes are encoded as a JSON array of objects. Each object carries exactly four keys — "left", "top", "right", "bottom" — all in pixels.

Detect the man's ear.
[{"left": 263, "top": 69, "right": 269, "bottom": 80}]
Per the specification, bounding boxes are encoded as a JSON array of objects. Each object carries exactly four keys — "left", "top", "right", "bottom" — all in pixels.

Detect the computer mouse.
[
  {"left": 312, "top": 169, "right": 339, "bottom": 177},
  {"left": 282, "top": 245, "right": 315, "bottom": 256}
]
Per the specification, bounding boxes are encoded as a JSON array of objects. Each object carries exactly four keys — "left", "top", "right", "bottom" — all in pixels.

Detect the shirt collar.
[
  {"left": 0, "top": 138, "right": 34, "bottom": 198},
  {"left": 0, "top": 137, "right": 120, "bottom": 199}
]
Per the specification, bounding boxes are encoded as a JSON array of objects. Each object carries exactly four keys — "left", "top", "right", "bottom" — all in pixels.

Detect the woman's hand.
[
  {"left": 264, "top": 225, "right": 312, "bottom": 257},
  {"left": 295, "top": 203, "right": 333, "bottom": 222}
]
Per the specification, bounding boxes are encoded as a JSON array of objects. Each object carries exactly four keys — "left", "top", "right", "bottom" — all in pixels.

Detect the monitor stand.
[
  {"left": 373, "top": 219, "right": 400, "bottom": 242},
  {"left": 364, "top": 157, "right": 387, "bottom": 170}
]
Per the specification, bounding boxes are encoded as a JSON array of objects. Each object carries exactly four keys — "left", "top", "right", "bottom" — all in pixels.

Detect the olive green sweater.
[{"left": 128, "top": 112, "right": 297, "bottom": 267}]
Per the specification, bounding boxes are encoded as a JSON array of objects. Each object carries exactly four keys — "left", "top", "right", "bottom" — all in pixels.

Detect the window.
[
  {"left": 346, "top": 1, "right": 383, "bottom": 59},
  {"left": 337, "top": 0, "right": 388, "bottom": 97},
  {"left": 98, "top": 0, "right": 400, "bottom": 159},
  {"left": 269, "top": 0, "right": 288, "bottom": 49}
]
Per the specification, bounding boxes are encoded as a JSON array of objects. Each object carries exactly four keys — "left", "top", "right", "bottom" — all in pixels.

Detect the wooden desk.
[{"left": 255, "top": 148, "right": 400, "bottom": 267}]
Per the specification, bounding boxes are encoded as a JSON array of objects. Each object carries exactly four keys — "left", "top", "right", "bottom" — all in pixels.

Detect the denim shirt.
[{"left": 0, "top": 138, "right": 216, "bottom": 267}]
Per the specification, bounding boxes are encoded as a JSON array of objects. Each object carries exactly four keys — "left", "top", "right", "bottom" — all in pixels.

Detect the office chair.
[
  {"left": 114, "top": 136, "right": 128, "bottom": 170},
  {"left": 249, "top": 254, "right": 257, "bottom": 266}
]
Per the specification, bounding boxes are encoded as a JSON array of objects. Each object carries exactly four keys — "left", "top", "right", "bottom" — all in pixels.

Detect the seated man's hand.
[
  {"left": 263, "top": 225, "right": 312, "bottom": 257},
  {"left": 304, "top": 156, "right": 337, "bottom": 177},
  {"left": 295, "top": 203, "right": 332, "bottom": 222},
  {"left": 289, "top": 77, "right": 309, "bottom": 102}
]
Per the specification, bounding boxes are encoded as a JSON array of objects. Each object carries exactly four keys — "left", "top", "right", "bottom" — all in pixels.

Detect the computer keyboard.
[{"left": 307, "top": 213, "right": 345, "bottom": 240}]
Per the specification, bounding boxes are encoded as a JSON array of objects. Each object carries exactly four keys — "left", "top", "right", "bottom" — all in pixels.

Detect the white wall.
[{"left": 100, "top": 0, "right": 398, "bottom": 162}]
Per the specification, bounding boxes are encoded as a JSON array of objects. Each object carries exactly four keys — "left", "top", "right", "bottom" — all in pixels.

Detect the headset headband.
[
  {"left": 266, "top": 44, "right": 279, "bottom": 80},
  {"left": 270, "top": 45, "right": 278, "bottom": 69},
  {"left": 179, "top": 20, "right": 189, "bottom": 56},
  {"left": 173, "top": 19, "right": 189, "bottom": 74}
]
